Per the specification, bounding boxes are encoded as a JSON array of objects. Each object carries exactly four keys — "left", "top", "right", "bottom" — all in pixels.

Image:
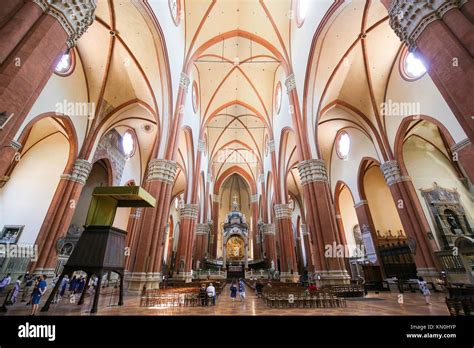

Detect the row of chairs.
[
  {"left": 140, "top": 292, "right": 201, "bottom": 307},
  {"left": 262, "top": 291, "right": 347, "bottom": 308},
  {"left": 446, "top": 298, "right": 473, "bottom": 316}
]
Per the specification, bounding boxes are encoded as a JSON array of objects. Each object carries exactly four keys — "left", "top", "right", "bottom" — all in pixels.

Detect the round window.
[
  {"left": 400, "top": 48, "right": 427, "bottom": 81},
  {"left": 54, "top": 50, "right": 75, "bottom": 76}
]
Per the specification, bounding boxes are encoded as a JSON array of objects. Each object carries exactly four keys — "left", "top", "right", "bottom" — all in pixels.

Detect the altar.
[{"left": 222, "top": 198, "right": 249, "bottom": 273}]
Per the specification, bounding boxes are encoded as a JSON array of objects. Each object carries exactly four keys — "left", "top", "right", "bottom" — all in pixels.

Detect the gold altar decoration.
[
  {"left": 85, "top": 186, "right": 156, "bottom": 226},
  {"left": 226, "top": 235, "right": 245, "bottom": 260}
]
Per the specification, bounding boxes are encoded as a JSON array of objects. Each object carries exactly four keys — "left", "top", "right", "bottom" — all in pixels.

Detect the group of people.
[
  {"left": 229, "top": 279, "right": 246, "bottom": 302},
  {"left": 199, "top": 282, "right": 216, "bottom": 306}
]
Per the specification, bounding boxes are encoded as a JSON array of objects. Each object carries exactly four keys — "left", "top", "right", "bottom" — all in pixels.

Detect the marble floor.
[{"left": 2, "top": 284, "right": 450, "bottom": 316}]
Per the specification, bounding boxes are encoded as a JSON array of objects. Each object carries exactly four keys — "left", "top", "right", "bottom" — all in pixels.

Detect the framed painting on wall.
[{"left": 0, "top": 225, "right": 24, "bottom": 244}]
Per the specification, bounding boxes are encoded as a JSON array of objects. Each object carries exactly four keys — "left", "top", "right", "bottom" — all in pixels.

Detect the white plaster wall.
[{"left": 0, "top": 134, "right": 69, "bottom": 245}]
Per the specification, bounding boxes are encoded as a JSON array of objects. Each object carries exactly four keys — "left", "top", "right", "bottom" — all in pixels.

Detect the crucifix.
[{"left": 232, "top": 194, "right": 239, "bottom": 211}]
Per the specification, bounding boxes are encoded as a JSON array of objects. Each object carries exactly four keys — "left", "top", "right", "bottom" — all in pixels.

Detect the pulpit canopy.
[{"left": 85, "top": 186, "right": 156, "bottom": 227}]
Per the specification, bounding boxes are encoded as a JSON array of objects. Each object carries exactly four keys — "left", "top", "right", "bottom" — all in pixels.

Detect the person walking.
[
  {"left": 418, "top": 276, "right": 431, "bottom": 305},
  {"left": 31, "top": 275, "right": 47, "bottom": 315},
  {"left": 230, "top": 281, "right": 238, "bottom": 302},
  {"left": 238, "top": 278, "right": 246, "bottom": 302},
  {"left": 0, "top": 273, "right": 11, "bottom": 293},
  {"left": 9, "top": 276, "right": 22, "bottom": 304}
]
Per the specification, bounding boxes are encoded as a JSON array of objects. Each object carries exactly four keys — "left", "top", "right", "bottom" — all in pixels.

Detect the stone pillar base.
[
  {"left": 279, "top": 272, "right": 299, "bottom": 283},
  {"left": 314, "top": 270, "right": 351, "bottom": 286},
  {"left": 124, "top": 271, "right": 161, "bottom": 293},
  {"left": 33, "top": 268, "right": 58, "bottom": 286},
  {"left": 172, "top": 272, "right": 193, "bottom": 283}
]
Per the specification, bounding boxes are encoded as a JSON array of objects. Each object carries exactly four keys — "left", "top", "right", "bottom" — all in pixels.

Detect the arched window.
[
  {"left": 336, "top": 131, "right": 350, "bottom": 159},
  {"left": 121, "top": 130, "right": 136, "bottom": 158},
  {"left": 296, "top": 0, "right": 310, "bottom": 27},
  {"left": 274, "top": 82, "right": 282, "bottom": 115},
  {"left": 168, "top": 0, "right": 181, "bottom": 26}
]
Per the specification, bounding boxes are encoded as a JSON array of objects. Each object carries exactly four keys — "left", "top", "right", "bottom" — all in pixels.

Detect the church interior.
[{"left": 0, "top": 0, "right": 474, "bottom": 323}]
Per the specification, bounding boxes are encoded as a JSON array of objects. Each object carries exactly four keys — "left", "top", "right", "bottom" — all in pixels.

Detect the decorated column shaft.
[
  {"left": 274, "top": 204, "right": 298, "bottom": 277},
  {"left": 297, "top": 159, "right": 350, "bottom": 284},
  {"left": 262, "top": 223, "right": 277, "bottom": 268}
]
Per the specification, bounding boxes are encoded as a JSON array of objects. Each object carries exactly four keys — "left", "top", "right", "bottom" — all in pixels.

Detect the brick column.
[
  {"left": 31, "top": 159, "right": 92, "bottom": 276},
  {"left": 250, "top": 194, "right": 261, "bottom": 260},
  {"left": 297, "top": 159, "right": 350, "bottom": 285},
  {"left": 380, "top": 160, "right": 441, "bottom": 280},
  {"left": 194, "top": 223, "right": 209, "bottom": 269},
  {"left": 210, "top": 193, "right": 220, "bottom": 258},
  {"left": 125, "top": 159, "right": 177, "bottom": 291},
  {"left": 174, "top": 204, "right": 199, "bottom": 282},
  {"left": 0, "top": 0, "right": 96, "bottom": 177},
  {"left": 384, "top": 0, "right": 474, "bottom": 142},
  {"left": 274, "top": 204, "right": 299, "bottom": 281},
  {"left": 262, "top": 223, "right": 277, "bottom": 269}
]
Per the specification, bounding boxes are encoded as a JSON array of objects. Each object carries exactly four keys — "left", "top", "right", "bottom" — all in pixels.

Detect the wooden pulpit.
[{"left": 42, "top": 186, "right": 156, "bottom": 313}]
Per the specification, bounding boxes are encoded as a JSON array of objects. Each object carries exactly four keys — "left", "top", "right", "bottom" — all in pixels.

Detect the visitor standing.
[
  {"left": 31, "top": 275, "right": 47, "bottom": 315},
  {"left": 21, "top": 273, "right": 34, "bottom": 302},
  {"left": 230, "top": 281, "right": 237, "bottom": 302},
  {"left": 206, "top": 282, "right": 216, "bottom": 305},
  {"left": 238, "top": 278, "right": 245, "bottom": 302},
  {"left": 199, "top": 283, "right": 207, "bottom": 306},
  {"left": 418, "top": 276, "right": 431, "bottom": 305}
]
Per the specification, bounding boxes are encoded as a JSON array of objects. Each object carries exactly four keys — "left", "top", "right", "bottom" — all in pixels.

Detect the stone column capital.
[
  {"left": 146, "top": 159, "right": 177, "bottom": 184},
  {"left": 262, "top": 223, "right": 276, "bottom": 235},
  {"left": 380, "top": 160, "right": 411, "bottom": 186},
  {"left": 297, "top": 159, "right": 328, "bottom": 185},
  {"left": 9, "top": 140, "right": 22, "bottom": 151},
  {"left": 33, "top": 0, "right": 97, "bottom": 48},
  {"left": 197, "top": 139, "right": 206, "bottom": 153},
  {"left": 268, "top": 140, "right": 275, "bottom": 153},
  {"left": 274, "top": 204, "right": 293, "bottom": 219},
  {"left": 300, "top": 223, "right": 309, "bottom": 236},
  {"left": 354, "top": 200, "right": 369, "bottom": 208},
  {"left": 61, "top": 159, "right": 92, "bottom": 185},
  {"left": 180, "top": 204, "right": 199, "bottom": 220},
  {"left": 212, "top": 194, "right": 219, "bottom": 203},
  {"left": 285, "top": 73, "right": 296, "bottom": 93},
  {"left": 179, "top": 72, "right": 191, "bottom": 91},
  {"left": 195, "top": 223, "right": 210, "bottom": 235},
  {"left": 250, "top": 194, "right": 258, "bottom": 203},
  {"left": 387, "top": 0, "right": 462, "bottom": 51},
  {"left": 450, "top": 138, "right": 471, "bottom": 153}
]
